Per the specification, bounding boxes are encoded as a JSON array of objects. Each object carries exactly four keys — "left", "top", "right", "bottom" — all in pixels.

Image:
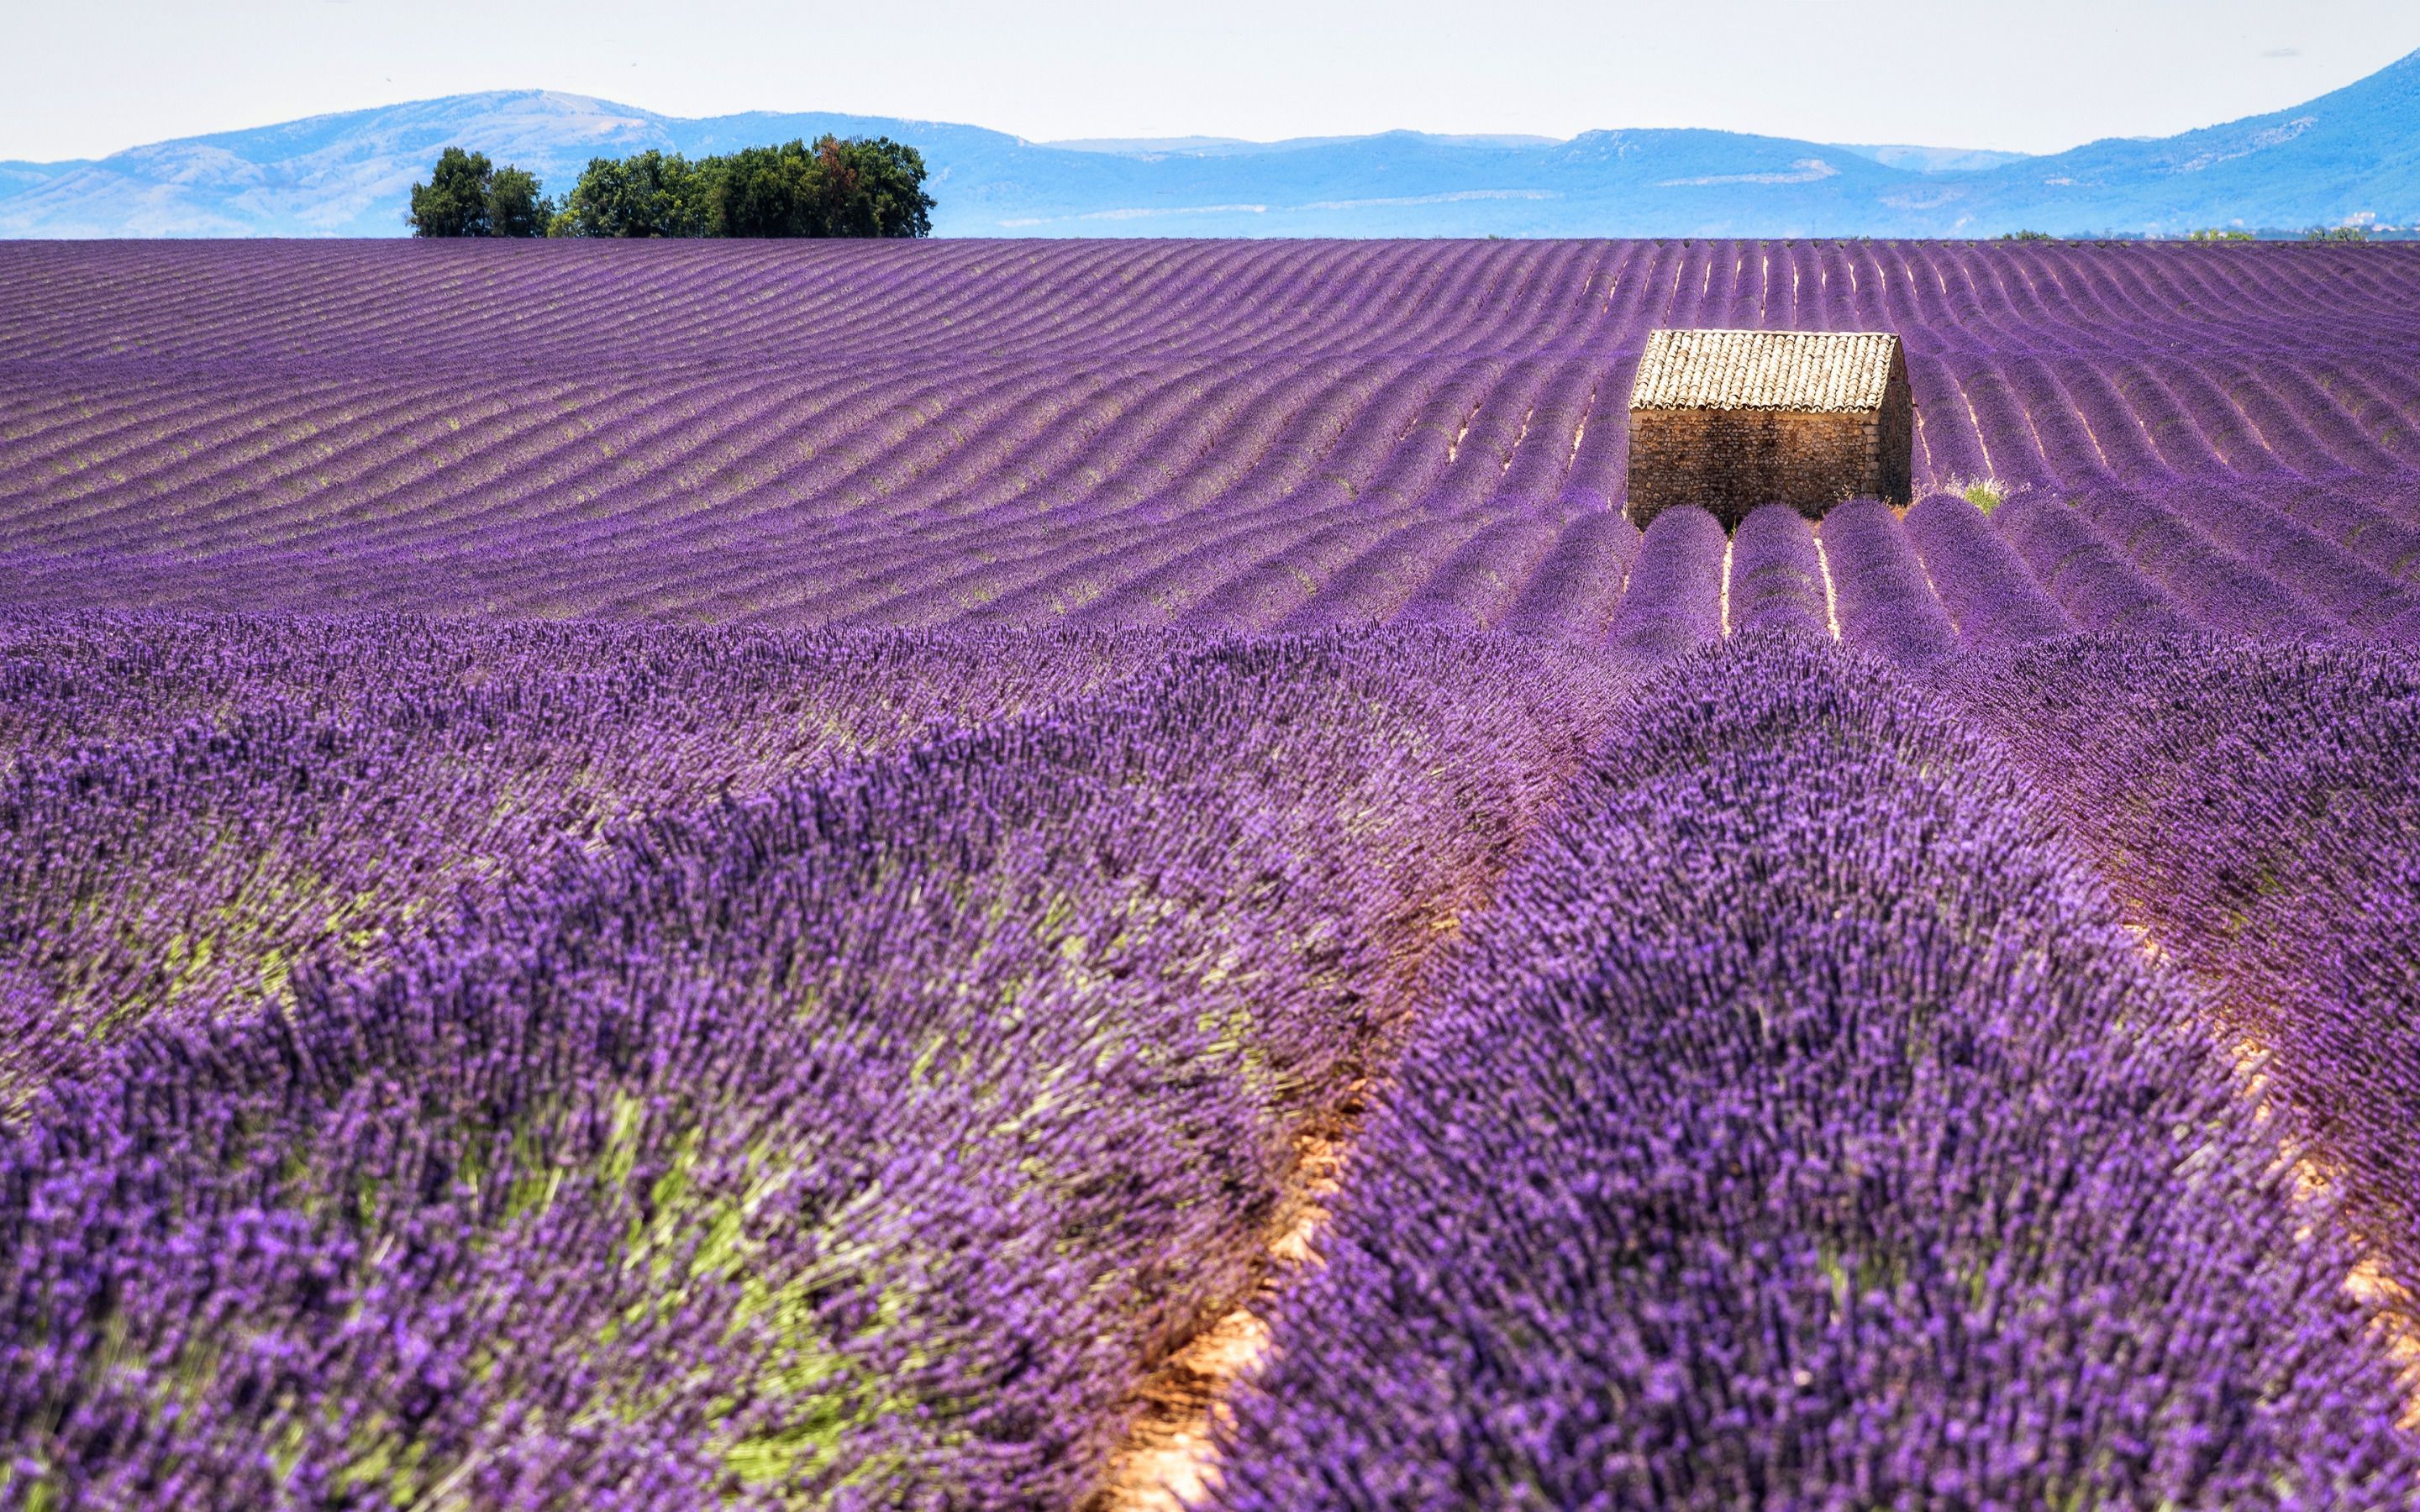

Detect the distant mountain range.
[{"left": 4, "top": 49, "right": 2417, "bottom": 239}]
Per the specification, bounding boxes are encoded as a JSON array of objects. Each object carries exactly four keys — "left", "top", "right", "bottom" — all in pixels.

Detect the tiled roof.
[{"left": 1630, "top": 328, "right": 1902, "bottom": 413}]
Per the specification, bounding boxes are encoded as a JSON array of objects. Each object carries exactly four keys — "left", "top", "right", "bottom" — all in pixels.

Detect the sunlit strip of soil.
[
  {"left": 2120, "top": 916, "right": 2420, "bottom": 1429},
  {"left": 1718, "top": 532, "right": 1735, "bottom": 637},
  {"left": 1809, "top": 525, "right": 1843, "bottom": 642},
  {"left": 1093, "top": 1108, "right": 1349, "bottom": 1510}
]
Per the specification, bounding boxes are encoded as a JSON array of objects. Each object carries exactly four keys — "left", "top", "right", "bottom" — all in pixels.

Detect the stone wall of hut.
[{"left": 1624, "top": 386, "right": 1912, "bottom": 530}]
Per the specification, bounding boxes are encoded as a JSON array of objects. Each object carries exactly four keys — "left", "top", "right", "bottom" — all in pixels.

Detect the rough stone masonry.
[{"left": 1625, "top": 328, "right": 1912, "bottom": 530}]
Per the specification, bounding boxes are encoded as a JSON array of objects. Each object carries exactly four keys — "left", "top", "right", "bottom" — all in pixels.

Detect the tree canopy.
[
  {"left": 407, "top": 148, "right": 555, "bottom": 238},
  {"left": 549, "top": 136, "right": 935, "bottom": 239}
]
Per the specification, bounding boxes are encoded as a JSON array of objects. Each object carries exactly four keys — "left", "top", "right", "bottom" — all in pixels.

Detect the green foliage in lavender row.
[
  {"left": 1960, "top": 634, "right": 2420, "bottom": 1308},
  {"left": 0, "top": 614, "right": 1180, "bottom": 1103},
  {"left": 1213, "top": 633, "right": 2419, "bottom": 1509},
  {"left": 0, "top": 629, "right": 1624, "bottom": 1509}
]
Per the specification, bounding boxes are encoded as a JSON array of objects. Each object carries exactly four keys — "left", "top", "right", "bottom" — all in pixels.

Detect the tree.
[
  {"left": 408, "top": 147, "right": 555, "bottom": 238},
  {"left": 807, "top": 136, "right": 934, "bottom": 239},
  {"left": 548, "top": 150, "right": 715, "bottom": 239},
  {"left": 409, "top": 148, "right": 494, "bottom": 238}
]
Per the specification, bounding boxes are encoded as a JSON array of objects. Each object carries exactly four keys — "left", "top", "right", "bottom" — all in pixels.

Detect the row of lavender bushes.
[
  {"left": 1961, "top": 635, "right": 2420, "bottom": 1310},
  {"left": 1212, "top": 633, "right": 2419, "bottom": 1509},
  {"left": 0, "top": 614, "right": 1183, "bottom": 1099}
]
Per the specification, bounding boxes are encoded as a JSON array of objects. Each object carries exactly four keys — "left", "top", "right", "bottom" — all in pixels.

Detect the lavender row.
[
  {"left": 1213, "top": 633, "right": 2417, "bottom": 1509},
  {"left": 1818, "top": 497, "right": 1958, "bottom": 669},
  {"left": 2156, "top": 480, "right": 2420, "bottom": 637},
  {"left": 2061, "top": 486, "right": 2339, "bottom": 639},
  {"left": 1727, "top": 503, "right": 1828, "bottom": 639},
  {"left": 1606, "top": 505, "right": 1724, "bottom": 659},
  {"left": 0, "top": 611, "right": 1171, "bottom": 775},
  {"left": 0, "top": 616, "right": 1207, "bottom": 1100},
  {"left": 1991, "top": 491, "right": 2200, "bottom": 636},
  {"left": 0, "top": 628, "right": 1625, "bottom": 1509},
  {"left": 1959, "top": 633, "right": 2420, "bottom": 1305},
  {"left": 1900, "top": 492, "right": 2075, "bottom": 656}
]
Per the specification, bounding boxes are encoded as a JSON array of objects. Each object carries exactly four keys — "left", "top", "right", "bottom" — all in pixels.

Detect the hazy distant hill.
[{"left": 3, "top": 49, "right": 2415, "bottom": 239}]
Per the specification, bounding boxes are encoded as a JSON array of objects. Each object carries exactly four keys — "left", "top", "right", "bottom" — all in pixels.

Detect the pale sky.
[{"left": 6, "top": 0, "right": 2417, "bottom": 163}]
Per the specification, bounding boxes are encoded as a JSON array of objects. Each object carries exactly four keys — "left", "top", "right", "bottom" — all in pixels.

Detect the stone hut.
[{"left": 1624, "top": 328, "right": 1912, "bottom": 530}]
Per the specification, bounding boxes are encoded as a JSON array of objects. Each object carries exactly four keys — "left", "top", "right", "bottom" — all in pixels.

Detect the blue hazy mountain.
[{"left": 3, "top": 49, "right": 2413, "bottom": 239}]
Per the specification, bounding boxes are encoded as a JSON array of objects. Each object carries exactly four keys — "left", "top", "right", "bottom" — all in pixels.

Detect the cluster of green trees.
[
  {"left": 408, "top": 137, "right": 934, "bottom": 239},
  {"left": 2002, "top": 225, "right": 2388, "bottom": 245},
  {"left": 2193, "top": 226, "right": 2377, "bottom": 243}
]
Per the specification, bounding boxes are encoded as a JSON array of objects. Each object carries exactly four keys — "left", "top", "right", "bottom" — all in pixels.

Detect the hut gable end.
[{"left": 1625, "top": 328, "right": 1913, "bottom": 528}]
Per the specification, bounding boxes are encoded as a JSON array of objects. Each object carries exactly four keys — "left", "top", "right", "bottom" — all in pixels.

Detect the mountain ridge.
[{"left": 3, "top": 51, "right": 2415, "bottom": 239}]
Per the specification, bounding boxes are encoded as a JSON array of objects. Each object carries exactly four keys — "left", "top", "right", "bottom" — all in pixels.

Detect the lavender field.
[{"left": 2, "top": 239, "right": 2418, "bottom": 1509}]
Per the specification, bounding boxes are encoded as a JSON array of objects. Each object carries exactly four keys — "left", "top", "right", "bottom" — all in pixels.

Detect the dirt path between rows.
[
  {"left": 2120, "top": 920, "right": 2420, "bottom": 1429},
  {"left": 2230, "top": 1033, "right": 2420, "bottom": 1430},
  {"left": 1092, "top": 1104, "right": 1353, "bottom": 1510}
]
